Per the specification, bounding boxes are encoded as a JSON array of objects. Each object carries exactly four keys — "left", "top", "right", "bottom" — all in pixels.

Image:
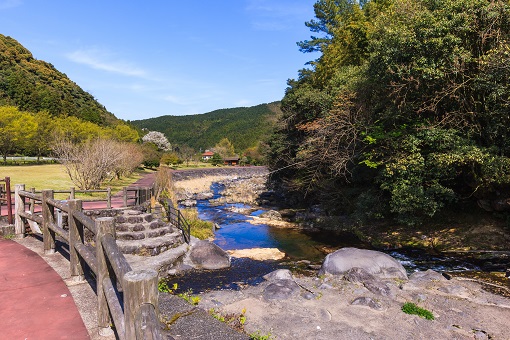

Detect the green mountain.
[
  {"left": 0, "top": 34, "right": 117, "bottom": 125},
  {"left": 131, "top": 102, "right": 281, "bottom": 152}
]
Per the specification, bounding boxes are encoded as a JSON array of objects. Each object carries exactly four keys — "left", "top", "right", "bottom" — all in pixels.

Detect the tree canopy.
[
  {"left": 0, "top": 105, "right": 140, "bottom": 162},
  {"left": 0, "top": 34, "right": 118, "bottom": 125},
  {"left": 131, "top": 102, "right": 281, "bottom": 154},
  {"left": 268, "top": 0, "right": 510, "bottom": 225}
]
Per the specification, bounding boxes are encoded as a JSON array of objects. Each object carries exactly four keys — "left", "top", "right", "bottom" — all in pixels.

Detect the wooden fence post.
[
  {"left": 29, "top": 188, "right": 35, "bottom": 216},
  {"left": 68, "top": 199, "right": 84, "bottom": 282},
  {"left": 70, "top": 187, "right": 75, "bottom": 199},
  {"left": 5, "top": 177, "right": 12, "bottom": 225},
  {"left": 96, "top": 217, "right": 115, "bottom": 336},
  {"left": 14, "top": 184, "right": 25, "bottom": 237},
  {"left": 42, "top": 189, "right": 55, "bottom": 254},
  {"left": 107, "top": 187, "right": 111, "bottom": 209},
  {"left": 123, "top": 269, "right": 160, "bottom": 340},
  {"left": 123, "top": 187, "right": 128, "bottom": 207},
  {"left": 134, "top": 187, "right": 140, "bottom": 205},
  {"left": 145, "top": 187, "right": 151, "bottom": 203}
]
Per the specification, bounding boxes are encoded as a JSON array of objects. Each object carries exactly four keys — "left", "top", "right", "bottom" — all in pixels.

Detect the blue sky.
[{"left": 0, "top": 0, "right": 318, "bottom": 121}]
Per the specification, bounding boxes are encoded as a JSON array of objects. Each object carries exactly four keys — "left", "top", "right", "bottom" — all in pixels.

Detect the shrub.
[{"left": 401, "top": 302, "right": 434, "bottom": 320}]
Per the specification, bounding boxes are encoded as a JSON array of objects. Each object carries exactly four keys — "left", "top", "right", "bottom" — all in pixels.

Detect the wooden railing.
[
  {"left": 14, "top": 186, "right": 162, "bottom": 339},
  {"left": 1, "top": 185, "right": 155, "bottom": 221},
  {"left": 161, "top": 198, "right": 191, "bottom": 244},
  {"left": 0, "top": 177, "right": 12, "bottom": 224}
]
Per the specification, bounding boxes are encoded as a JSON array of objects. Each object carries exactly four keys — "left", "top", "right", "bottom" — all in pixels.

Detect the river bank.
[
  {"left": 168, "top": 167, "right": 510, "bottom": 339},
  {"left": 171, "top": 167, "right": 510, "bottom": 255},
  {"left": 170, "top": 166, "right": 509, "bottom": 287}
]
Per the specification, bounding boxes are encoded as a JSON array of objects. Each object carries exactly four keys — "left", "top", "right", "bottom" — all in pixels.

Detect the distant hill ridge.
[
  {"left": 131, "top": 102, "right": 281, "bottom": 151},
  {"left": 0, "top": 34, "right": 118, "bottom": 125}
]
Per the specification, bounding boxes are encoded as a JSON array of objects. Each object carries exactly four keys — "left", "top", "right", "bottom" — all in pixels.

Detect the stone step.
[
  {"left": 116, "top": 220, "right": 169, "bottom": 233},
  {"left": 115, "top": 212, "right": 154, "bottom": 224},
  {"left": 125, "top": 243, "right": 189, "bottom": 274},
  {"left": 116, "top": 225, "right": 176, "bottom": 241},
  {"left": 116, "top": 231, "right": 184, "bottom": 256}
]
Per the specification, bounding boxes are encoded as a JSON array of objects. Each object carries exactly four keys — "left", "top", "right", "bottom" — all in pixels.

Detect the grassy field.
[{"left": 0, "top": 164, "right": 153, "bottom": 199}]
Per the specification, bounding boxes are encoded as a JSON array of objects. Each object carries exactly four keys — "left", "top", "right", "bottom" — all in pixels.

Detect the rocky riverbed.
[
  {"left": 198, "top": 265, "right": 510, "bottom": 339},
  {"left": 167, "top": 167, "right": 510, "bottom": 339}
]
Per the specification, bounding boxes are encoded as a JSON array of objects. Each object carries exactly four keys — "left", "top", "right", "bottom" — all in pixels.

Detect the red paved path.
[{"left": 0, "top": 238, "right": 90, "bottom": 339}]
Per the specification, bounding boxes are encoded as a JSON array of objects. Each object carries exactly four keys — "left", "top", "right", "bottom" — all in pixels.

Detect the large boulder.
[
  {"left": 319, "top": 247, "right": 408, "bottom": 280},
  {"left": 189, "top": 240, "right": 231, "bottom": 270}
]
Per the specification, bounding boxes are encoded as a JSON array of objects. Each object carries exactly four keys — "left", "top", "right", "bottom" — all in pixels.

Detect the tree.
[
  {"left": 53, "top": 115, "right": 103, "bottom": 143},
  {"left": 142, "top": 131, "right": 171, "bottom": 151},
  {"left": 0, "top": 106, "right": 36, "bottom": 162},
  {"left": 111, "top": 142, "right": 144, "bottom": 180},
  {"left": 211, "top": 153, "right": 223, "bottom": 166},
  {"left": 141, "top": 143, "right": 161, "bottom": 168},
  {"left": 213, "top": 137, "right": 235, "bottom": 158},
  {"left": 26, "top": 110, "right": 55, "bottom": 161},
  {"left": 160, "top": 152, "right": 181, "bottom": 166},
  {"left": 52, "top": 137, "right": 141, "bottom": 189},
  {"left": 108, "top": 123, "right": 140, "bottom": 143},
  {"left": 178, "top": 145, "right": 196, "bottom": 167},
  {"left": 268, "top": 0, "right": 510, "bottom": 225}
]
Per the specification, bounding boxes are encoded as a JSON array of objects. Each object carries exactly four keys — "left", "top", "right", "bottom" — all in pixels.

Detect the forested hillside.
[
  {"left": 0, "top": 34, "right": 117, "bottom": 125},
  {"left": 131, "top": 102, "right": 280, "bottom": 152},
  {"left": 268, "top": 0, "right": 510, "bottom": 225}
]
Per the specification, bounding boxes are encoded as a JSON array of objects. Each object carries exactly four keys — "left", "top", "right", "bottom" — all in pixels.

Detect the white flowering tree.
[{"left": 141, "top": 131, "right": 171, "bottom": 151}]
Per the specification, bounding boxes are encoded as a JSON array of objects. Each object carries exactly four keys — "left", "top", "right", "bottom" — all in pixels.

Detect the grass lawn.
[{"left": 0, "top": 164, "right": 154, "bottom": 199}]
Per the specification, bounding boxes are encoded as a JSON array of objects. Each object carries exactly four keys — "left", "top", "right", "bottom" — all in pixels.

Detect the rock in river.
[
  {"left": 319, "top": 247, "right": 408, "bottom": 280},
  {"left": 189, "top": 240, "right": 231, "bottom": 270}
]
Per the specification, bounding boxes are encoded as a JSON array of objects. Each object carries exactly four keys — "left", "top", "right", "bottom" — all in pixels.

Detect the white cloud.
[
  {"left": 66, "top": 48, "right": 146, "bottom": 77},
  {"left": 0, "top": 0, "right": 22, "bottom": 10}
]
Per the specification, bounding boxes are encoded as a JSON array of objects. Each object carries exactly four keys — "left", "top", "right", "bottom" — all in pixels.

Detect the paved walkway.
[
  {"left": 0, "top": 172, "right": 157, "bottom": 339},
  {"left": 0, "top": 238, "right": 90, "bottom": 339},
  {"left": 82, "top": 171, "right": 156, "bottom": 210},
  {"left": 0, "top": 171, "right": 157, "bottom": 217}
]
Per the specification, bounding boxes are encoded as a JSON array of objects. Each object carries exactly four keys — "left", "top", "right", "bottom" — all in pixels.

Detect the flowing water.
[{"left": 168, "top": 183, "right": 506, "bottom": 294}]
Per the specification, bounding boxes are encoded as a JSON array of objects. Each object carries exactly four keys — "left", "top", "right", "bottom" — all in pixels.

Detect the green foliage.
[
  {"left": 131, "top": 103, "right": 280, "bottom": 155},
  {"left": 209, "top": 308, "right": 248, "bottom": 333},
  {"left": 181, "top": 208, "right": 214, "bottom": 239},
  {"left": 210, "top": 153, "right": 223, "bottom": 166},
  {"left": 178, "top": 289, "right": 201, "bottom": 305},
  {"left": 0, "top": 34, "right": 141, "bottom": 160},
  {"left": 249, "top": 331, "right": 274, "bottom": 340},
  {"left": 0, "top": 34, "right": 118, "bottom": 125},
  {"left": 160, "top": 152, "right": 182, "bottom": 166},
  {"left": 268, "top": 0, "right": 510, "bottom": 225},
  {"left": 158, "top": 281, "right": 200, "bottom": 305},
  {"left": 158, "top": 281, "right": 178, "bottom": 293},
  {"left": 401, "top": 302, "right": 434, "bottom": 320},
  {"left": 214, "top": 137, "right": 236, "bottom": 158}
]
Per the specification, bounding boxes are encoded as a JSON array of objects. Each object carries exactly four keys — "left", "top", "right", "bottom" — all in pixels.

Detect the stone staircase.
[{"left": 114, "top": 209, "right": 185, "bottom": 256}]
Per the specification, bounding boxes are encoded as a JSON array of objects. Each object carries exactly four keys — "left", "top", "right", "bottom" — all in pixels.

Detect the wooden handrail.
[
  {"left": 13, "top": 185, "right": 162, "bottom": 339},
  {"left": 0, "top": 177, "right": 12, "bottom": 225},
  {"left": 74, "top": 242, "right": 97, "bottom": 275},
  {"left": 102, "top": 234, "right": 132, "bottom": 281},
  {"left": 102, "top": 279, "right": 126, "bottom": 339}
]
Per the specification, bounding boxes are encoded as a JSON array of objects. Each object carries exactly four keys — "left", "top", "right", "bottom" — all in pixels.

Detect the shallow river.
[{"left": 170, "top": 183, "right": 499, "bottom": 293}]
